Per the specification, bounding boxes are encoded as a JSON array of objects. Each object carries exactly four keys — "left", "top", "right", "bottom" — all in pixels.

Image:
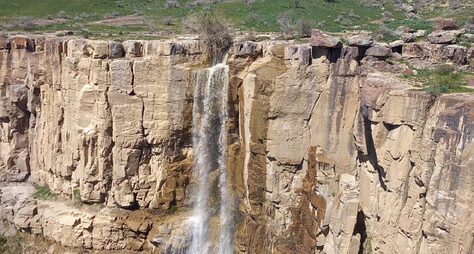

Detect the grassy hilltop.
[{"left": 0, "top": 0, "right": 471, "bottom": 40}]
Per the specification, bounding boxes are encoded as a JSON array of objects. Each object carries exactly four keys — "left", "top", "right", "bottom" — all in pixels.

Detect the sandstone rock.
[
  {"left": 110, "top": 60, "right": 133, "bottom": 94},
  {"left": 414, "top": 29, "right": 427, "bottom": 37},
  {"left": 311, "top": 29, "right": 342, "bottom": 48},
  {"left": 401, "top": 32, "right": 416, "bottom": 43},
  {"left": 1, "top": 35, "right": 473, "bottom": 254},
  {"left": 9, "top": 35, "right": 34, "bottom": 50},
  {"left": 348, "top": 34, "right": 374, "bottom": 47},
  {"left": 433, "top": 18, "right": 459, "bottom": 30},
  {"left": 389, "top": 40, "right": 404, "bottom": 48},
  {"left": 123, "top": 41, "right": 143, "bottom": 57},
  {"left": 401, "top": 3, "right": 415, "bottom": 13},
  {"left": 234, "top": 41, "right": 262, "bottom": 58},
  {"left": 84, "top": 40, "right": 109, "bottom": 59},
  {"left": 366, "top": 44, "right": 391, "bottom": 58},
  {"left": 0, "top": 34, "right": 9, "bottom": 49},
  {"left": 427, "top": 30, "right": 463, "bottom": 44},
  {"left": 109, "top": 42, "right": 125, "bottom": 58},
  {"left": 341, "top": 46, "right": 359, "bottom": 60}
]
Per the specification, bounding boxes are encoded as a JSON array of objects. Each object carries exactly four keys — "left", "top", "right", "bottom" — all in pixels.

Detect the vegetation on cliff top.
[
  {"left": 0, "top": 0, "right": 471, "bottom": 40},
  {"left": 403, "top": 65, "right": 474, "bottom": 95}
]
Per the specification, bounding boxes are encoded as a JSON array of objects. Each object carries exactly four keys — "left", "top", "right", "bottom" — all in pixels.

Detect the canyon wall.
[{"left": 0, "top": 34, "right": 473, "bottom": 253}]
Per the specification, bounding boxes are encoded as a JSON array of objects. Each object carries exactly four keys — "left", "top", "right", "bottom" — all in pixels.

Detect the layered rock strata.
[{"left": 0, "top": 34, "right": 473, "bottom": 254}]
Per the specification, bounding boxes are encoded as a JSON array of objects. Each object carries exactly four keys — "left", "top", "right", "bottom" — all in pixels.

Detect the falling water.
[{"left": 188, "top": 63, "right": 233, "bottom": 254}]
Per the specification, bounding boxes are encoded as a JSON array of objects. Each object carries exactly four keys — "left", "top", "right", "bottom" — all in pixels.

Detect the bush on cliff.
[
  {"left": 195, "top": 11, "right": 233, "bottom": 64},
  {"left": 34, "top": 185, "right": 55, "bottom": 200},
  {"left": 403, "top": 65, "right": 474, "bottom": 95}
]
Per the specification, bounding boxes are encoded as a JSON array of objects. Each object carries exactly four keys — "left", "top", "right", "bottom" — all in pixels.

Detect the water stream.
[{"left": 188, "top": 63, "right": 233, "bottom": 254}]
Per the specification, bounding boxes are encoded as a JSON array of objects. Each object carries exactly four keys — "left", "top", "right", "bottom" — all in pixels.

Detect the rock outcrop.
[{"left": 1, "top": 33, "right": 473, "bottom": 254}]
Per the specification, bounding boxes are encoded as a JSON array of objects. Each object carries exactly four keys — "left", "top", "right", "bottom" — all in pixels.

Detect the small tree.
[
  {"left": 278, "top": 12, "right": 292, "bottom": 36},
  {"left": 294, "top": 0, "right": 302, "bottom": 8},
  {"left": 298, "top": 18, "right": 312, "bottom": 38},
  {"left": 165, "top": 0, "right": 181, "bottom": 8}
]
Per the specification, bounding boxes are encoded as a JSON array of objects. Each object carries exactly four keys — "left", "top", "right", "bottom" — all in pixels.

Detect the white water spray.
[{"left": 188, "top": 63, "right": 233, "bottom": 254}]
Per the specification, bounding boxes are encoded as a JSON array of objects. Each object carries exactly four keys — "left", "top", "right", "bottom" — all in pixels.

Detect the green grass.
[
  {"left": 1, "top": 0, "right": 472, "bottom": 40},
  {"left": 73, "top": 188, "right": 81, "bottom": 201},
  {"left": 33, "top": 185, "right": 55, "bottom": 200},
  {"left": 402, "top": 65, "right": 474, "bottom": 95},
  {"left": 0, "top": 235, "right": 23, "bottom": 254},
  {"left": 0, "top": 0, "right": 386, "bottom": 37}
]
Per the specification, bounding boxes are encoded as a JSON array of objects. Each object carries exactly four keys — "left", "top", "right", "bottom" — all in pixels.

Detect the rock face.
[
  {"left": 0, "top": 35, "right": 204, "bottom": 211},
  {"left": 1, "top": 34, "right": 474, "bottom": 254}
]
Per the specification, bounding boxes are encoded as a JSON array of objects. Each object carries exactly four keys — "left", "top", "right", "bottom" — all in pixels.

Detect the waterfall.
[{"left": 188, "top": 63, "right": 233, "bottom": 254}]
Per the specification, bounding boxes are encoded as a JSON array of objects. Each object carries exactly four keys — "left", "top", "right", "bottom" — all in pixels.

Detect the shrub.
[
  {"left": 34, "top": 186, "right": 55, "bottom": 200},
  {"left": 17, "top": 17, "right": 35, "bottom": 30},
  {"left": 196, "top": 11, "right": 233, "bottom": 64},
  {"left": 163, "top": 16, "right": 174, "bottom": 26},
  {"left": 278, "top": 12, "right": 292, "bottom": 36},
  {"left": 403, "top": 64, "right": 473, "bottom": 95},
  {"left": 298, "top": 18, "right": 312, "bottom": 38},
  {"left": 164, "top": 0, "right": 181, "bottom": 8},
  {"left": 104, "top": 12, "right": 120, "bottom": 19},
  {"left": 57, "top": 10, "right": 70, "bottom": 19},
  {"left": 73, "top": 188, "right": 81, "bottom": 201},
  {"left": 294, "top": 0, "right": 302, "bottom": 8}
]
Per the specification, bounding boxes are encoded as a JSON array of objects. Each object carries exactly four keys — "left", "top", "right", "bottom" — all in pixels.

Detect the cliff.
[{"left": 0, "top": 33, "right": 473, "bottom": 253}]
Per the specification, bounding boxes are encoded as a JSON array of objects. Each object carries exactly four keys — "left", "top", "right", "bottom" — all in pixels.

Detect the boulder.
[
  {"left": 401, "top": 33, "right": 416, "bottom": 43},
  {"left": 389, "top": 40, "right": 404, "bottom": 48},
  {"left": 234, "top": 41, "right": 263, "bottom": 58},
  {"left": 84, "top": 40, "right": 109, "bottom": 59},
  {"left": 123, "top": 41, "right": 143, "bottom": 57},
  {"left": 341, "top": 46, "right": 359, "bottom": 60},
  {"left": 366, "top": 44, "right": 391, "bottom": 58},
  {"left": 433, "top": 18, "right": 459, "bottom": 31},
  {"left": 401, "top": 3, "right": 415, "bottom": 13},
  {"left": 311, "top": 29, "right": 342, "bottom": 48},
  {"left": 462, "top": 33, "right": 474, "bottom": 42},
  {"left": 427, "top": 30, "right": 463, "bottom": 44},
  {"left": 348, "top": 34, "right": 374, "bottom": 47},
  {"left": 414, "top": 30, "right": 427, "bottom": 37},
  {"left": 109, "top": 42, "right": 125, "bottom": 58}
]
